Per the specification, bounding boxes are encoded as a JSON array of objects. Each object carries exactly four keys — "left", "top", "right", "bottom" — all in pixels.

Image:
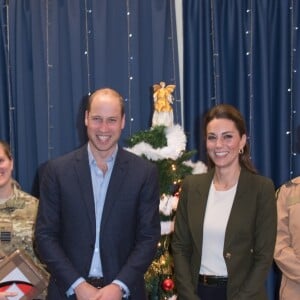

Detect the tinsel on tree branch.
[{"left": 127, "top": 125, "right": 196, "bottom": 195}]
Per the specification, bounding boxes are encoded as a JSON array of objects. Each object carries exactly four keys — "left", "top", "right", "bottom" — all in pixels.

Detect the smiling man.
[{"left": 35, "top": 88, "right": 161, "bottom": 300}]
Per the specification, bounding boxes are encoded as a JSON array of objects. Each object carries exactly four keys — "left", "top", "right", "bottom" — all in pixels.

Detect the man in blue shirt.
[{"left": 35, "top": 88, "right": 161, "bottom": 300}]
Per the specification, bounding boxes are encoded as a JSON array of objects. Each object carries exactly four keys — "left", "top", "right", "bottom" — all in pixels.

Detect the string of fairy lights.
[
  {"left": 84, "top": 0, "right": 92, "bottom": 96},
  {"left": 288, "top": 0, "right": 298, "bottom": 177},
  {"left": 124, "top": 0, "right": 180, "bottom": 135},
  {"left": 210, "top": 0, "right": 218, "bottom": 107},
  {"left": 169, "top": 0, "right": 181, "bottom": 125},
  {"left": 209, "top": 0, "right": 299, "bottom": 177},
  {"left": 1, "top": 1, "right": 298, "bottom": 177},
  {"left": 45, "top": 0, "right": 53, "bottom": 159},
  {"left": 43, "top": 0, "right": 179, "bottom": 150},
  {"left": 125, "top": 0, "right": 134, "bottom": 135},
  {"left": 245, "top": 0, "right": 254, "bottom": 159},
  {"left": 3, "top": 0, "right": 16, "bottom": 158},
  {"left": 125, "top": 1, "right": 180, "bottom": 135},
  {"left": 210, "top": 0, "right": 255, "bottom": 155}
]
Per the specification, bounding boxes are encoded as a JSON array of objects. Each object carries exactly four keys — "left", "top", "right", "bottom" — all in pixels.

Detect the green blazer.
[{"left": 172, "top": 168, "right": 277, "bottom": 300}]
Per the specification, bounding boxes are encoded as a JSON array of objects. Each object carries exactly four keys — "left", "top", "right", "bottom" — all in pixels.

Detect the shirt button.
[{"left": 225, "top": 252, "right": 232, "bottom": 259}]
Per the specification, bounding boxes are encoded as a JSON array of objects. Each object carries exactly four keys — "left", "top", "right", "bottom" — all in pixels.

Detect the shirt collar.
[{"left": 87, "top": 143, "right": 118, "bottom": 166}]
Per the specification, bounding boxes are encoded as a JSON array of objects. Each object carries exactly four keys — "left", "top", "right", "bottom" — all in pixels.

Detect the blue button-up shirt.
[
  {"left": 67, "top": 144, "right": 129, "bottom": 297},
  {"left": 88, "top": 143, "right": 116, "bottom": 277}
]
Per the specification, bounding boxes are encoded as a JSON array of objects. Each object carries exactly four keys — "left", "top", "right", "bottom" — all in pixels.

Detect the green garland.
[
  {"left": 127, "top": 125, "right": 168, "bottom": 149},
  {"left": 127, "top": 125, "right": 196, "bottom": 195},
  {"left": 154, "top": 155, "right": 194, "bottom": 195}
]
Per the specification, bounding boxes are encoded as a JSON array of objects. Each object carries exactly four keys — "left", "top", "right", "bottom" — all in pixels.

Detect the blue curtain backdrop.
[
  {"left": 0, "top": 0, "right": 180, "bottom": 193},
  {"left": 183, "top": 0, "right": 300, "bottom": 189},
  {"left": 183, "top": 1, "right": 300, "bottom": 299},
  {"left": 1, "top": 1, "right": 299, "bottom": 298}
]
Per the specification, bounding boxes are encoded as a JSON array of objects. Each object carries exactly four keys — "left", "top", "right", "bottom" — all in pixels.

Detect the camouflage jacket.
[
  {"left": 0, "top": 181, "right": 48, "bottom": 299},
  {"left": 0, "top": 182, "right": 38, "bottom": 258}
]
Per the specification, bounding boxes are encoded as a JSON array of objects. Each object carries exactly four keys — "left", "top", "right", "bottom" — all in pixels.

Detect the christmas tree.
[{"left": 125, "top": 83, "right": 207, "bottom": 299}]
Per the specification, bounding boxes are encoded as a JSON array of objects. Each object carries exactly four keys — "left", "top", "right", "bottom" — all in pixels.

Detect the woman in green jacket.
[{"left": 172, "top": 104, "right": 277, "bottom": 300}]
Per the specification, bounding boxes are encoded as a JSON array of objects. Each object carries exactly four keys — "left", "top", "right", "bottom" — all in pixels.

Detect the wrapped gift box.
[{"left": 0, "top": 249, "right": 48, "bottom": 300}]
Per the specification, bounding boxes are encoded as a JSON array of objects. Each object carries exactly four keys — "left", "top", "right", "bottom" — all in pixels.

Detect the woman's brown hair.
[{"left": 0, "top": 140, "right": 13, "bottom": 160}]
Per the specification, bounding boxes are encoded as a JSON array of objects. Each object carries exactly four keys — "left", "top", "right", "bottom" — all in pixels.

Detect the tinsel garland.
[{"left": 125, "top": 125, "right": 187, "bottom": 161}]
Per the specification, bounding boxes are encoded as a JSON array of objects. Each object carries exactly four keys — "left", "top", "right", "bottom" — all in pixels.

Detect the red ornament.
[{"left": 162, "top": 278, "right": 175, "bottom": 291}]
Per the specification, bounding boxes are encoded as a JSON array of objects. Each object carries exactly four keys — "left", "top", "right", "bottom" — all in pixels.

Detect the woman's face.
[
  {"left": 206, "top": 118, "right": 246, "bottom": 170},
  {"left": 0, "top": 145, "right": 13, "bottom": 189}
]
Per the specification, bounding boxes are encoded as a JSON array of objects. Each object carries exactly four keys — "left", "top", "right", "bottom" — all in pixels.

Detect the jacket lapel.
[
  {"left": 190, "top": 170, "right": 214, "bottom": 256},
  {"left": 74, "top": 145, "right": 96, "bottom": 235},
  {"left": 100, "top": 148, "right": 128, "bottom": 228},
  {"left": 224, "top": 168, "right": 249, "bottom": 248}
]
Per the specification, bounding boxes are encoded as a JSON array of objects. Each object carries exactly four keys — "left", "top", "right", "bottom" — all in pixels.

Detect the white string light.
[
  {"left": 3, "top": 0, "right": 15, "bottom": 157},
  {"left": 210, "top": 0, "right": 218, "bottom": 106},
  {"left": 84, "top": 0, "right": 92, "bottom": 96},
  {"left": 45, "top": 0, "right": 54, "bottom": 159},
  {"left": 126, "top": 0, "right": 133, "bottom": 135},
  {"left": 169, "top": 0, "right": 181, "bottom": 124},
  {"left": 175, "top": 0, "right": 184, "bottom": 127},
  {"left": 246, "top": 0, "right": 254, "bottom": 154},
  {"left": 288, "top": 0, "right": 297, "bottom": 177}
]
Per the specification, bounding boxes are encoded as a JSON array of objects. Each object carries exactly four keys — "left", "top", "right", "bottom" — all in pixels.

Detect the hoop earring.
[{"left": 239, "top": 148, "right": 244, "bottom": 155}]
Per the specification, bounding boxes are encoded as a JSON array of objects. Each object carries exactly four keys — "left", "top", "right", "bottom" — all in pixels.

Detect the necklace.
[
  {"left": 213, "top": 180, "right": 238, "bottom": 191},
  {"left": 213, "top": 168, "right": 241, "bottom": 191}
]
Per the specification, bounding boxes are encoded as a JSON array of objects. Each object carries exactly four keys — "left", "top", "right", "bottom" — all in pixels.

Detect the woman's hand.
[{"left": 0, "top": 291, "right": 18, "bottom": 299}]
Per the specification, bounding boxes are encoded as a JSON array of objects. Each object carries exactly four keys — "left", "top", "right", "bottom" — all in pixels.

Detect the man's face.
[{"left": 85, "top": 92, "right": 125, "bottom": 159}]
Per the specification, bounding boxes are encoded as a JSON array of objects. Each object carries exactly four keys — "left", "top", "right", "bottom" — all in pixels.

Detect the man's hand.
[
  {"left": 90, "top": 283, "right": 123, "bottom": 300},
  {"left": 74, "top": 281, "right": 99, "bottom": 300}
]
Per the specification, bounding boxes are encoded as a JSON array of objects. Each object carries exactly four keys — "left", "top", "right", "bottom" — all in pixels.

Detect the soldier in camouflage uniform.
[
  {"left": 0, "top": 180, "right": 39, "bottom": 259},
  {"left": 0, "top": 140, "right": 48, "bottom": 299}
]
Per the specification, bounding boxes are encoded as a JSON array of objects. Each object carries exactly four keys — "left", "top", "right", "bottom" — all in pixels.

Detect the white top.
[{"left": 199, "top": 182, "right": 237, "bottom": 275}]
